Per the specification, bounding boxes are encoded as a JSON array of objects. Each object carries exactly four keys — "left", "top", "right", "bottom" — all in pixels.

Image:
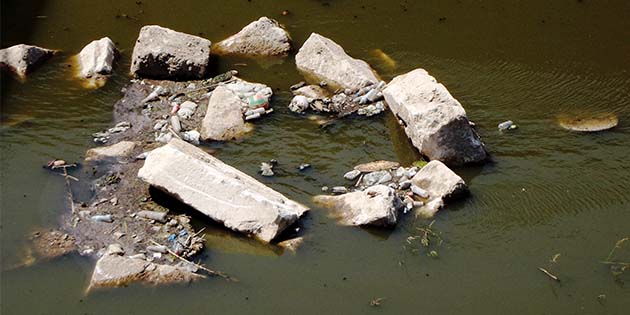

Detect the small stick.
[
  {"left": 61, "top": 167, "right": 77, "bottom": 213},
  {"left": 355, "top": 174, "right": 364, "bottom": 187},
  {"left": 600, "top": 261, "right": 630, "bottom": 266},
  {"left": 149, "top": 239, "right": 234, "bottom": 281},
  {"left": 55, "top": 172, "right": 79, "bottom": 182},
  {"left": 538, "top": 267, "right": 560, "bottom": 282},
  {"left": 191, "top": 227, "right": 206, "bottom": 238},
  {"left": 182, "top": 79, "right": 236, "bottom": 96}
]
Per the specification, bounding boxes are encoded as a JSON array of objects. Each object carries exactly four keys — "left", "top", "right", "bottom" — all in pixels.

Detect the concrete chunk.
[
  {"left": 214, "top": 17, "right": 291, "bottom": 56},
  {"left": 200, "top": 86, "right": 250, "bottom": 141},
  {"left": 411, "top": 160, "right": 468, "bottom": 217},
  {"left": 76, "top": 37, "right": 118, "bottom": 88},
  {"left": 314, "top": 185, "right": 402, "bottom": 227},
  {"left": 85, "top": 141, "right": 137, "bottom": 162},
  {"left": 0, "top": 44, "right": 55, "bottom": 79},
  {"left": 295, "top": 33, "right": 379, "bottom": 90},
  {"left": 130, "top": 25, "right": 212, "bottom": 79},
  {"left": 88, "top": 251, "right": 203, "bottom": 290},
  {"left": 138, "top": 139, "right": 308, "bottom": 242},
  {"left": 383, "top": 69, "right": 487, "bottom": 166}
]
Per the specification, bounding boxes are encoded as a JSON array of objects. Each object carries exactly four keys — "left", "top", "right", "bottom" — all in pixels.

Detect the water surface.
[{"left": 2, "top": 0, "right": 629, "bottom": 314}]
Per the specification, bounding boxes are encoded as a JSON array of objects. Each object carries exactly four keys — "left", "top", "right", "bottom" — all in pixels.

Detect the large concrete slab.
[{"left": 138, "top": 139, "right": 308, "bottom": 242}]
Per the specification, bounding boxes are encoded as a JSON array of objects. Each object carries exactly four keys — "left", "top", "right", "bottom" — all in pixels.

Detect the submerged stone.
[
  {"left": 0, "top": 44, "right": 55, "bottom": 79},
  {"left": 354, "top": 160, "right": 400, "bottom": 173},
  {"left": 85, "top": 141, "right": 137, "bottom": 162},
  {"left": 558, "top": 113, "right": 619, "bottom": 132},
  {"left": 88, "top": 250, "right": 204, "bottom": 290}
]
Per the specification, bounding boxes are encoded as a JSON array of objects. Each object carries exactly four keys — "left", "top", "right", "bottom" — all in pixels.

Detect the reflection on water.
[{"left": 2, "top": 0, "right": 630, "bottom": 314}]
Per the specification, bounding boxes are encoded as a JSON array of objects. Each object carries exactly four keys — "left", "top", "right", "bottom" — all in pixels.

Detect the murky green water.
[{"left": 2, "top": 0, "right": 629, "bottom": 314}]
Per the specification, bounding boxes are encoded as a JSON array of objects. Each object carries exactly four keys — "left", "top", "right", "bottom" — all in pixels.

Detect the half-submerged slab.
[
  {"left": 295, "top": 33, "right": 379, "bottom": 90},
  {"left": 0, "top": 44, "right": 55, "bottom": 79},
  {"left": 76, "top": 37, "right": 118, "bottom": 88},
  {"left": 314, "top": 185, "right": 402, "bottom": 227},
  {"left": 88, "top": 248, "right": 203, "bottom": 291},
  {"left": 383, "top": 68, "right": 487, "bottom": 166},
  {"left": 130, "top": 25, "right": 212, "bottom": 80},
  {"left": 411, "top": 160, "right": 468, "bottom": 217},
  {"left": 85, "top": 141, "right": 137, "bottom": 162},
  {"left": 138, "top": 139, "right": 308, "bottom": 242},
  {"left": 214, "top": 17, "right": 292, "bottom": 57}
]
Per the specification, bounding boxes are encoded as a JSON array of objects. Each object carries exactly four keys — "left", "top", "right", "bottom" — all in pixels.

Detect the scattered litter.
[
  {"left": 137, "top": 210, "right": 167, "bottom": 223},
  {"left": 260, "top": 162, "right": 274, "bottom": 177},
  {"left": 331, "top": 186, "right": 348, "bottom": 194},
  {"left": 91, "top": 214, "right": 113, "bottom": 223},
  {"left": 498, "top": 120, "right": 517, "bottom": 131},
  {"left": 182, "top": 130, "right": 200, "bottom": 145}
]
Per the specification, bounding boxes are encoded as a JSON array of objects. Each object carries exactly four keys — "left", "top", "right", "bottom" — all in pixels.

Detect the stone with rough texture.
[
  {"left": 288, "top": 95, "right": 309, "bottom": 113},
  {"left": 77, "top": 37, "right": 117, "bottom": 87},
  {"left": 295, "top": 33, "right": 378, "bottom": 90},
  {"left": 314, "top": 185, "right": 402, "bottom": 226},
  {"left": 215, "top": 17, "right": 291, "bottom": 56},
  {"left": 293, "top": 85, "right": 329, "bottom": 99},
  {"left": 383, "top": 69, "right": 487, "bottom": 166},
  {"left": 0, "top": 44, "right": 54, "bottom": 79},
  {"left": 86, "top": 141, "right": 137, "bottom": 162},
  {"left": 411, "top": 160, "right": 468, "bottom": 217},
  {"left": 88, "top": 251, "right": 203, "bottom": 290},
  {"left": 200, "top": 86, "right": 250, "bottom": 141},
  {"left": 354, "top": 160, "right": 399, "bottom": 173},
  {"left": 130, "top": 25, "right": 212, "bottom": 79},
  {"left": 138, "top": 139, "right": 308, "bottom": 242}
]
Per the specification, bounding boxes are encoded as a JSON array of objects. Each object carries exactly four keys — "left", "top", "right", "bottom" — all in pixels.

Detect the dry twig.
[{"left": 149, "top": 239, "right": 234, "bottom": 281}]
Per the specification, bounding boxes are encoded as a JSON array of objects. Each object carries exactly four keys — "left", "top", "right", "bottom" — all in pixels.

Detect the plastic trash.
[
  {"left": 411, "top": 185, "right": 430, "bottom": 198},
  {"left": 247, "top": 93, "right": 269, "bottom": 109},
  {"left": 498, "top": 120, "right": 514, "bottom": 131},
  {"left": 245, "top": 113, "right": 261, "bottom": 121},
  {"left": 91, "top": 214, "right": 113, "bottom": 223},
  {"left": 331, "top": 186, "right": 348, "bottom": 194},
  {"left": 136, "top": 210, "right": 167, "bottom": 223}
]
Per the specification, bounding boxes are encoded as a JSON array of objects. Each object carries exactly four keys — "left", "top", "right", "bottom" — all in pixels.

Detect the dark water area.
[{"left": 1, "top": 0, "right": 629, "bottom": 314}]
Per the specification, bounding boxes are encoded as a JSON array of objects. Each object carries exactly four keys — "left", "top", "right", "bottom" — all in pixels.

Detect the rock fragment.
[
  {"left": 411, "top": 160, "right": 468, "bottom": 217},
  {"left": 314, "top": 185, "right": 402, "bottom": 226},
  {"left": 85, "top": 141, "right": 137, "bottom": 162},
  {"left": 383, "top": 69, "right": 487, "bottom": 166},
  {"left": 76, "top": 37, "right": 118, "bottom": 88},
  {"left": 88, "top": 249, "right": 203, "bottom": 290},
  {"left": 0, "top": 44, "right": 55, "bottom": 79},
  {"left": 295, "top": 33, "right": 379, "bottom": 90},
  {"left": 200, "top": 86, "right": 250, "bottom": 141},
  {"left": 130, "top": 25, "right": 212, "bottom": 79},
  {"left": 214, "top": 17, "right": 292, "bottom": 56},
  {"left": 354, "top": 160, "right": 399, "bottom": 173}
]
